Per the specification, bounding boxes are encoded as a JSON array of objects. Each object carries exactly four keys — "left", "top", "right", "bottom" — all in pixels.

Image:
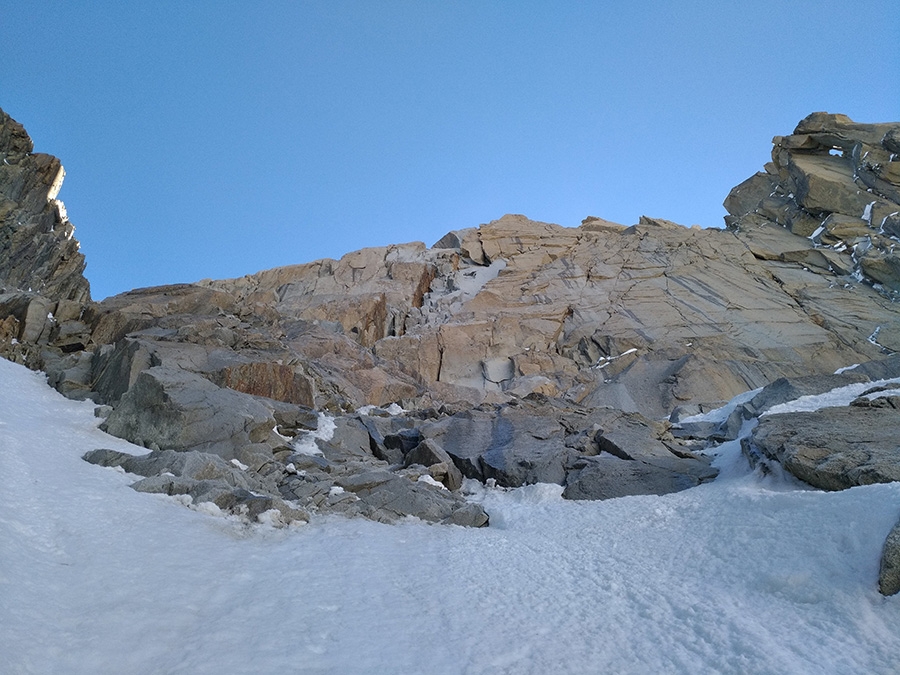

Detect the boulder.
[
  {"left": 356, "top": 413, "right": 419, "bottom": 465},
  {"left": 417, "top": 404, "right": 573, "bottom": 487},
  {"left": 318, "top": 416, "right": 381, "bottom": 462},
  {"left": 100, "top": 366, "right": 277, "bottom": 460},
  {"left": 84, "top": 447, "right": 257, "bottom": 488},
  {"left": 131, "top": 475, "right": 308, "bottom": 525},
  {"left": 44, "top": 350, "right": 94, "bottom": 400},
  {"left": 726, "top": 112, "right": 900, "bottom": 294},
  {"left": 404, "top": 439, "right": 463, "bottom": 491},
  {"left": 748, "top": 407, "right": 900, "bottom": 490},
  {"left": 563, "top": 455, "right": 701, "bottom": 500},
  {"left": 879, "top": 515, "right": 900, "bottom": 596},
  {"left": 418, "top": 410, "right": 495, "bottom": 481},
  {"left": 90, "top": 338, "right": 159, "bottom": 404},
  {"left": 596, "top": 412, "right": 717, "bottom": 483},
  {"left": 272, "top": 404, "right": 319, "bottom": 435}
]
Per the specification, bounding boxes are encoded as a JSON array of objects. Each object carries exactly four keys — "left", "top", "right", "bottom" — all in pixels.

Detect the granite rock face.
[
  {"left": 3, "top": 107, "right": 900, "bottom": 535},
  {"left": 201, "top": 211, "right": 897, "bottom": 419}
]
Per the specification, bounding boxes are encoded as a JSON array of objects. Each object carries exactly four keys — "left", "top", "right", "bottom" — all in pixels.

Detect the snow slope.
[{"left": 2, "top": 357, "right": 900, "bottom": 674}]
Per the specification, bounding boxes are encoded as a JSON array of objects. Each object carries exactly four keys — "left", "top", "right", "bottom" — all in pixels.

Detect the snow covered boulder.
[
  {"left": 82, "top": 447, "right": 309, "bottom": 525},
  {"left": 134, "top": 476, "right": 309, "bottom": 525}
]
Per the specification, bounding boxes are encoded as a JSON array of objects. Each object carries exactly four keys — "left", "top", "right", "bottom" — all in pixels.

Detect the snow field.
[{"left": 2, "top": 357, "right": 900, "bottom": 674}]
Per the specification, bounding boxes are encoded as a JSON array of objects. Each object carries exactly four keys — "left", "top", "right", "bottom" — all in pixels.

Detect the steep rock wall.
[{"left": 0, "top": 108, "right": 90, "bottom": 302}]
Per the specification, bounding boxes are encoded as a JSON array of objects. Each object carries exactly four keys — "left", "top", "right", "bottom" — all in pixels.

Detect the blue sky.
[{"left": 2, "top": 1, "right": 898, "bottom": 300}]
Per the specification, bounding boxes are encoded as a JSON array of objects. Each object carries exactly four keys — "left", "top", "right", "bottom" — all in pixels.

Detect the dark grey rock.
[
  {"left": 334, "top": 468, "right": 486, "bottom": 525},
  {"left": 853, "top": 354, "right": 900, "bottom": 381},
  {"left": 404, "top": 439, "right": 463, "bottom": 491},
  {"left": 851, "top": 393, "right": 900, "bottom": 409},
  {"left": 386, "top": 427, "right": 423, "bottom": 454},
  {"left": 563, "top": 455, "right": 701, "bottom": 500},
  {"left": 670, "top": 420, "right": 720, "bottom": 440},
  {"left": 719, "top": 407, "right": 748, "bottom": 441},
  {"left": 357, "top": 414, "right": 419, "bottom": 465},
  {"left": 82, "top": 448, "right": 132, "bottom": 468},
  {"left": 595, "top": 412, "right": 717, "bottom": 484},
  {"left": 418, "top": 410, "right": 495, "bottom": 482},
  {"left": 131, "top": 474, "right": 308, "bottom": 524},
  {"left": 84, "top": 448, "right": 307, "bottom": 524},
  {"left": 90, "top": 339, "right": 158, "bottom": 404},
  {"left": 100, "top": 366, "right": 277, "bottom": 460},
  {"left": 563, "top": 425, "right": 602, "bottom": 455},
  {"left": 354, "top": 475, "right": 484, "bottom": 524},
  {"left": 404, "top": 437, "right": 454, "bottom": 469},
  {"left": 335, "top": 469, "right": 397, "bottom": 492},
  {"left": 419, "top": 402, "right": 716, "bottom": 493},
  {"left": 43, "top": 350, "right": 94, "bottom": 400},
  {"left": 481, "top": 438, "right": 571, "bottom": 488},
  {"left": 418, "top": 404, "right": 575, "bottom": 487},
  {"left": 357, "top": 415, "right": 398, "bottom": 464},
  {"left": 284, "top": 453, "right": 330, "bottom": 472},
  {"left": 318, "top": 416, "right": 379, "bottom": 462},
  {"left": 280, "top": 475, "right": 333, "bottom": 506},
  {"left": 478, "top": 406, "right": 572, "bottom": 487},
  {"left": 272, "top": 405, "right": 318, "bottom": 435},
  {"left": 120, "top": 448, "right": 256, "bottom": 488},
  {"left": 441, "top": 503, "right": 490, "bottom": 527}
]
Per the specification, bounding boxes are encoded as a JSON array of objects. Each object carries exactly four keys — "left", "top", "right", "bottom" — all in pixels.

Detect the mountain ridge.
[{"left": 2, "top": 107, "right": 899, "bottom": 558}]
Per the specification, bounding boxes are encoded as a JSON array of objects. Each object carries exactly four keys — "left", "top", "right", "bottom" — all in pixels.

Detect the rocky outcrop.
[
  {"left": 0, "top": 108, "right": 92, "bottom": 371},
  {"left": 726, "top": 112, "right": 900, "bottom": 292},
  {"left": 0, "top": 108, "right": 90, "bottom": 303}
]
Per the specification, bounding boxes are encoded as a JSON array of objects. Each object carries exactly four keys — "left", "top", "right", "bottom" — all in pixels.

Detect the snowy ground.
[{"left": 2, "top": 357, "right": 900, "bottom": 675}]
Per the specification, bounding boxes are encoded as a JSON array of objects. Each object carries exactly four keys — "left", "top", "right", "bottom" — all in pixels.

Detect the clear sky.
[{"left": 2, "top": 1, "right": 898, "bottom": 300}]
